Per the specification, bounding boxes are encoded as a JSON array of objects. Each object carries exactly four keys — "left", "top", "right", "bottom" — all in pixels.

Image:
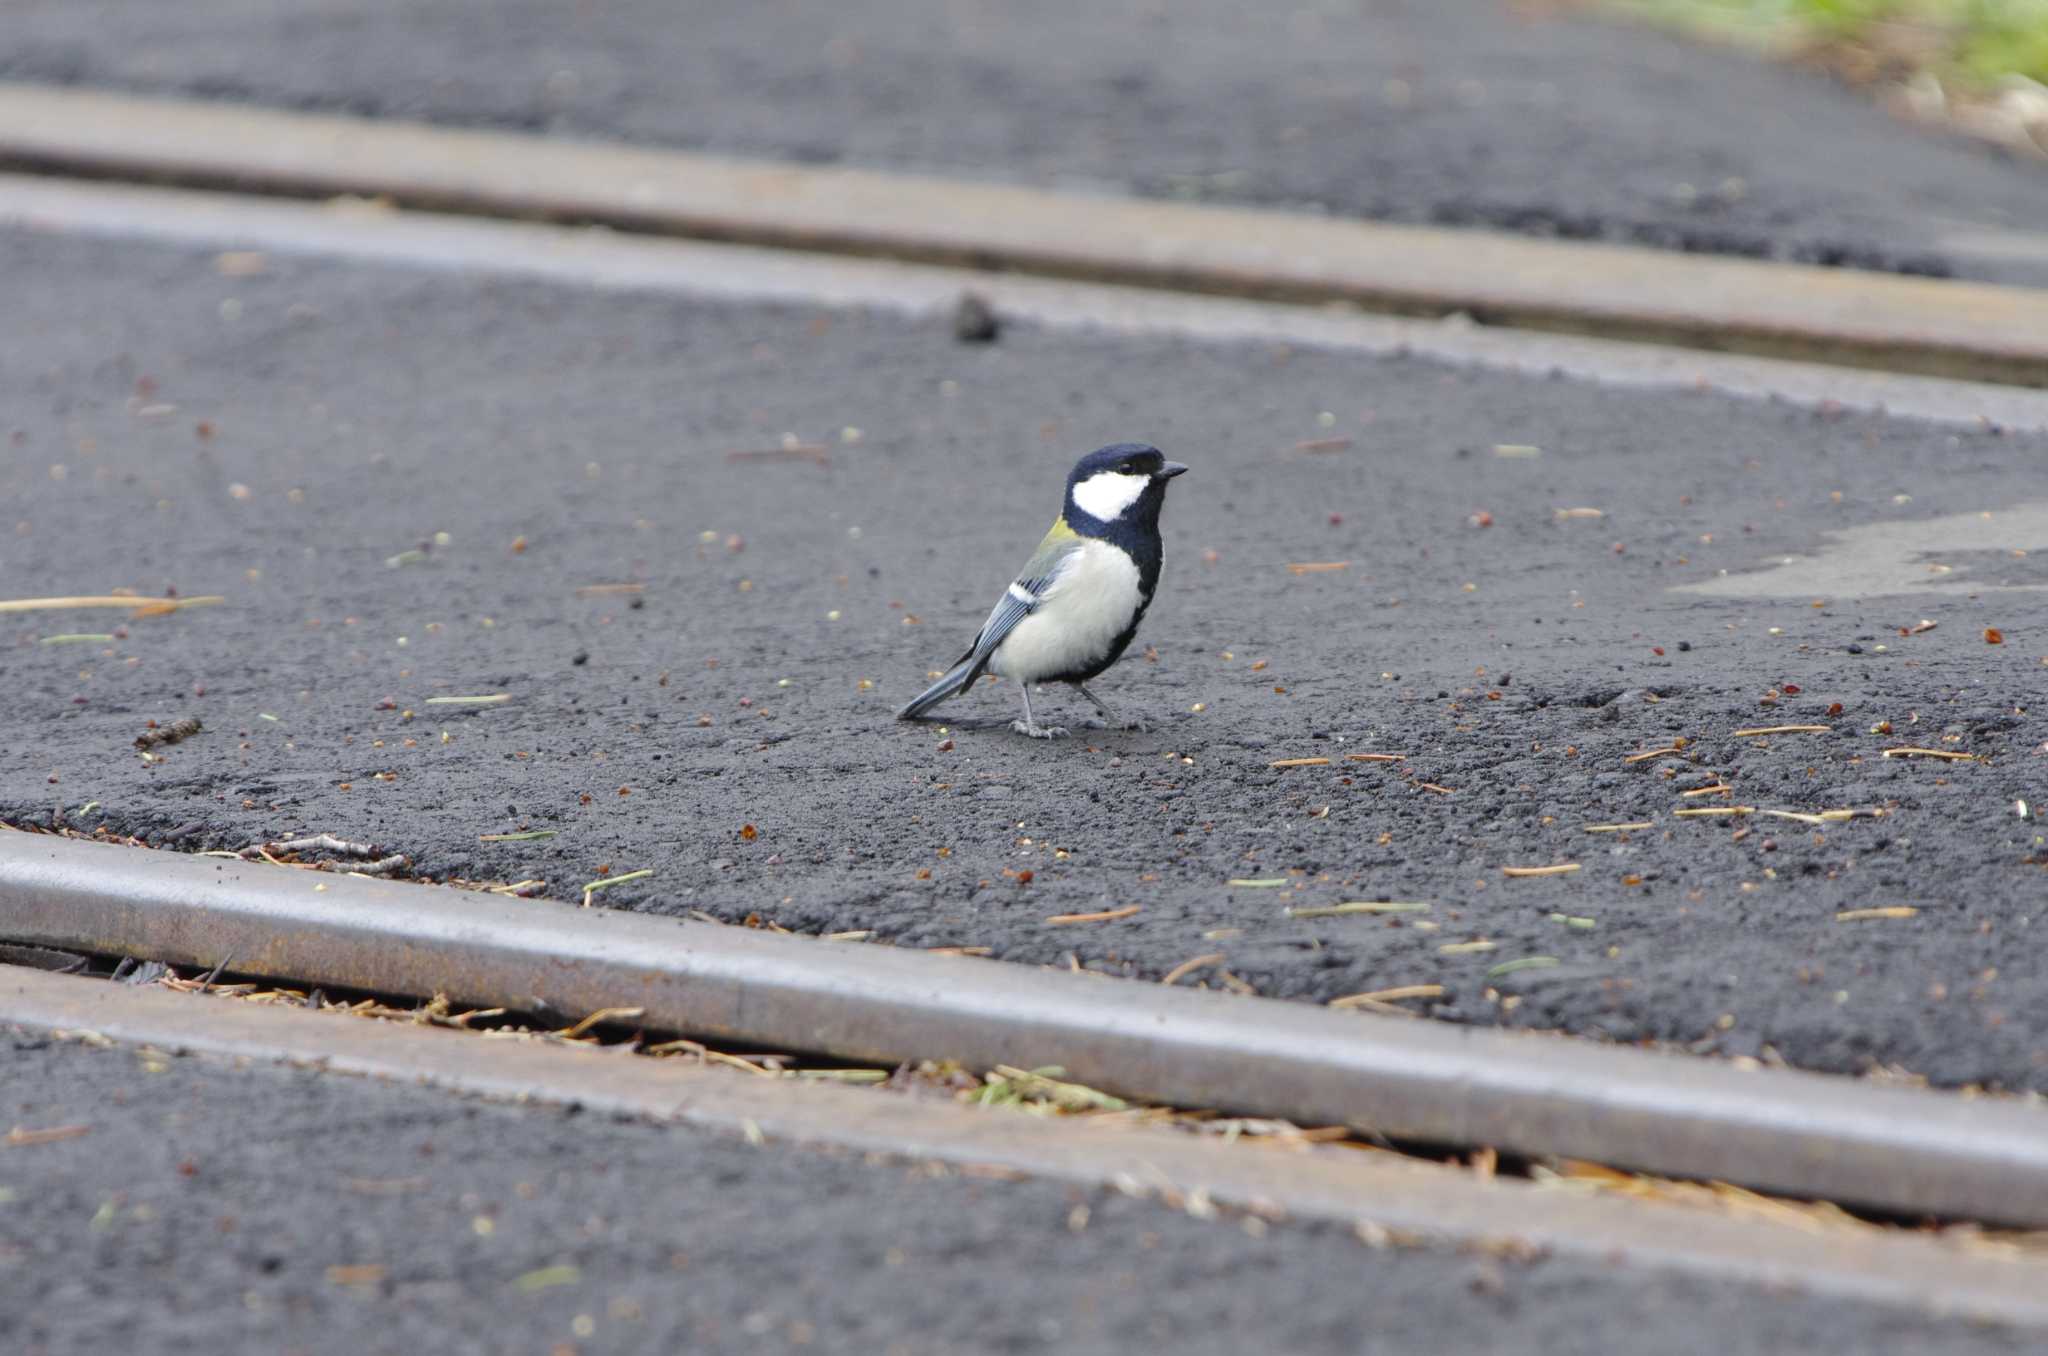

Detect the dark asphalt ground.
[
  {"left": 4, "top": 0, "right": 2048, "bottom": 284},
  {"left": 4, "top": 227, "right": 2047, "bottom": 1092},
  {"left": 3, "top": 1025, "right": 2037, "bottom": 1356}
]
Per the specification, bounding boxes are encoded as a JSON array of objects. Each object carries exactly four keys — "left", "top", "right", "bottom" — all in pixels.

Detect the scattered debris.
[
  {"left": 1329, "top": 984, "right": 1444, "bottom": 1010},
  {"left": 1286, "top": 561, "right": 1350, "bottom": 574},
  {"left": 326, "top": 1264, "right": 387, "bottom": 1288},
  {"left": 341, "top": 855, "right": 408, "bottom": 877},
  {"left": 1881, "top": 747, "right": 1979, "bottom": 762},
  {"left": 1730, "top": 725, "right": 1831, "bottom": 737},
  {"left": 0, "top": 594, "right": 224, "bottom": 617},
  {"left": 581, "top": 868, "right": 653, "bottom": 906},
  {"left": 1160, "top": 953, "right": 1227, "bottom": 987},
  {"left": 1485, "top": 956, "right": 1561, "bottom": 979},
  {"left": 1286, "top": 901, "right": 1430, "bottom": 918},
  {"left": 134, "top": 718, "right": 202, "bottom": 752},
  {"left": 1500, "top": 864, "right": 1580, "bottom": 878},
  {"left": 1044, "top": 905, "right": 1141, "bottom": 925},
  {"left": 975, "top": 1065, "right": 1124, "bottom": 1113},
  {"left": 271, "top": 834, "right": 381, "bottom": 858},
  {"left": 513, "top": 1265, "right": 581, "bottom": 1293},
  {"left": 1583, "top": 822, "right": 1655, "bottom": 833},
  {"left": 1837, "top": 907, "right": 1919, "bottom": 922},
  {"left": 423, "top": 694, "right": 512, "bottom": 706},
  {"left": 214, "top": 250, "right": 269, "bottom": 276},
  {"left": 1269, "top": 757, "right": 1331, "bottom": 768},
  {"left": 562, "top": 1006, "right": 646, "bottom": 1040},
  {"left": 953, "top": 291, "right": 1001, "bottom": 343},
  {"left": 4, "top": 1123, "right": 92, "bottom": 1147}
]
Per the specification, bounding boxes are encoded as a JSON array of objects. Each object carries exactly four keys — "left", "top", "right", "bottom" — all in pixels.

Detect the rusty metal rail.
[
  {"left": 3, "top": 831, "right": 2046, "bottom": 1227},
  {"left": 1, "top": 83, "right": 2045, "bottom": 385}
]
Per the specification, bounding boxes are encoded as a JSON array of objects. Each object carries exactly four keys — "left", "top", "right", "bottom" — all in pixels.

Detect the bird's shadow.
[{"left": 896, "top": 713, "right": 1167, "bottom": 738}]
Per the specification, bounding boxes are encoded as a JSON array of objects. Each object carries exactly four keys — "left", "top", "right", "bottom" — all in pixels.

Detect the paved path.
[
  {"left": 4, "top": 224, "right": 2046, "bottom": 1089},
  {"left": 3, "top": 1026, "right": 2036, "bottom": 1355},
  {"left": 4, "top": 0, "right": 2048, "bottom": 282}
]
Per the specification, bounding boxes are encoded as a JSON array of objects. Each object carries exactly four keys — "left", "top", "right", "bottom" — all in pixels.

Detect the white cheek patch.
[{"left": 1072, "top": 471, "right": 1148, "bottom": 523}]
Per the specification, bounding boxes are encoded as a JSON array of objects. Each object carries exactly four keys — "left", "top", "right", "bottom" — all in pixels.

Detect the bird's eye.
[{"left": 1119, "top": 462, "right": 1135, "bottom": 474}]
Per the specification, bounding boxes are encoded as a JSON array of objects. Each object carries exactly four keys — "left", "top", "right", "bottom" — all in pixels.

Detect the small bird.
[{"left": 898, "top": 443, "right": 1187, "bottom": 738}]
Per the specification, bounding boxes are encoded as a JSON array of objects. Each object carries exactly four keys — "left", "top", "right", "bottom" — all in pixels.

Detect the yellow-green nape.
[{"left": 1046, "top": 516, "right": 1080, "bottom": 542}]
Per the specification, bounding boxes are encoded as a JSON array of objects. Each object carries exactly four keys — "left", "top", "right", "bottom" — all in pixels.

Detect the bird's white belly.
[{"left": 991, "top": 540, "right": 1144, "bottom": 684}]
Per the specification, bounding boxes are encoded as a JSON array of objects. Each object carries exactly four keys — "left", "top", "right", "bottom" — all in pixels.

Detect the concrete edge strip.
[
  {"left": 0, "top": 83, "right": 2044, "bottom": 387},
  {"left": 4, "top": 832, "right": 2047, "bottom": 1231},
  {"left": 5, "top": 174, "right": 2047, "bottom": 435},
  {"left": 5, "top": 964, "right": 2045, "bottom": 1328}
]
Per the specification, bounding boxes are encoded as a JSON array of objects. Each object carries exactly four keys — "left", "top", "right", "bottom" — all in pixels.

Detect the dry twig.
[
  {"left": 1160, "top": 953, "right": 1226, "bottom": 986},
  {"left": 1044, "top": 905, "right": 1141, "bottom": 925}
]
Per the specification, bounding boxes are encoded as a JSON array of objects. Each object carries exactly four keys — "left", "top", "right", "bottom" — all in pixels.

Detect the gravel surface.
[
  {"left": 3, "top": 1025, "right": 2037, "bottom": 1355},
  {"left": 4, "top": 0, "right": 2048, "bottom": 283},
  {"left": 4, "top": 228, "right": 2047, "bottom": 1089}
]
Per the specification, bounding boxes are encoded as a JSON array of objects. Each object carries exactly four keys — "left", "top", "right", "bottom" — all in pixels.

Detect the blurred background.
[{"left": 3, "top": 0, "right": 2044, "bottom": 283}]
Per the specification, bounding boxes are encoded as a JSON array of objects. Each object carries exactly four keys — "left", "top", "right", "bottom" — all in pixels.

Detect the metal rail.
[
  {"left": 8, "top": 963, "right": 2048, "bottom": 1326},
  {"left": 1, "top": 83, "right": 2045, "bottom": 385},
  {"left": 7, "top": 173, "right": 2047, "bottom": 433},
  {"left": 3, "top": 832, "right": 2045, "bottom": 1227}
]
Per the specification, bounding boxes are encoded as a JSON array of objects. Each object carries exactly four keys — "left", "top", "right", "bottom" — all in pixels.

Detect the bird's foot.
[
  {"left": 1011, "top": 719, "right": 1070, "bottom": 740},
  {"left": 1073, "top": 684, "right": 1145, "bottom": 732}
]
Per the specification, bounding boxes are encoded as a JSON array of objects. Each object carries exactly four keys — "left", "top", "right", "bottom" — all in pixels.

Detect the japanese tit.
[{"left": 898, "top": 443, "right": 1187, "bottom": 738}]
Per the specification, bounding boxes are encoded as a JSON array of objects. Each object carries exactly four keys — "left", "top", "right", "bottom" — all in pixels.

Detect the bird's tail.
[{"left": 897, "top": 655, "right": 980, "bottom": 721}]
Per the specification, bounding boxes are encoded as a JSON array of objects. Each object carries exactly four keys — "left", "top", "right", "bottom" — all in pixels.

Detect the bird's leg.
[
  {"left": 1010, "top": 683, "right": 1068, "bottom": 740},
  {"left": 1076, "top": 682, "right": 1147, "bottom": 732}
]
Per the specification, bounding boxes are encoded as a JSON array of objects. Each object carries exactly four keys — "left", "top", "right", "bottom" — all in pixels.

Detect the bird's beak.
[{"left": 1157, "top": 461, "right": 1189, "bottom": 479}]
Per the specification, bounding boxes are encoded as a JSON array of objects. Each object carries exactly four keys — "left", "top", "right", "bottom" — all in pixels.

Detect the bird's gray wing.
[{"left": 960, "top": 522, "right": 1085, "bottom": 669}]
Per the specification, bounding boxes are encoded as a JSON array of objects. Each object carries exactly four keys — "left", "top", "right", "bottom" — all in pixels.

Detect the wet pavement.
[{"left": 4, "top": 0, "right": 2048, "bottom": 283}]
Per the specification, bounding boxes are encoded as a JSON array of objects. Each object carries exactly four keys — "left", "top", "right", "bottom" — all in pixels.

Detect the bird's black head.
[{"left": 1062, "top": 443, "right": 1187, "bottom": 536}]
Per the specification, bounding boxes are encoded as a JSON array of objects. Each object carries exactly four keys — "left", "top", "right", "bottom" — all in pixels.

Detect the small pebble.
[{"left": 953, "top": 292, "right": 1000, "bottom": 343}]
